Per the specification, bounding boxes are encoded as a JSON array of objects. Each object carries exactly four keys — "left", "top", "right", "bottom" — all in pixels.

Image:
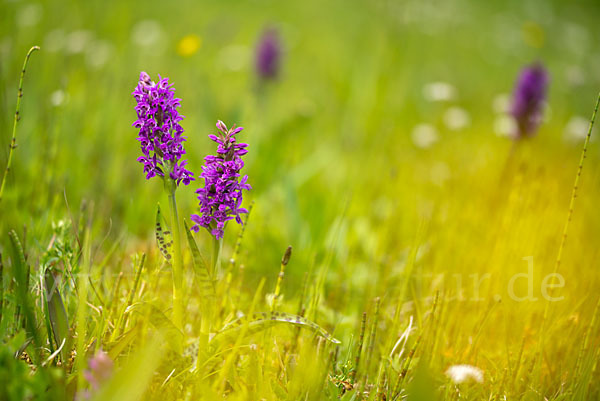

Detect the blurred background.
[{"left": 1, "top": 0, "right": 600, "bottom": 353}]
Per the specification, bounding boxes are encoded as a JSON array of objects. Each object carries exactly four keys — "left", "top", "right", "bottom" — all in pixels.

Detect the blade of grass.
[
  {"left": 213, "top": 278, "right": 265, "bottom": 392},
  {"left": 125, "top": 302, "right": 183, "bottom": 354},
  {"left": 44, "top": 267, "right": 71, "bottom": 364},
  {"left": 117, "top": 253, "right": 145, "bottom": 336},
  {"left": 108, "top": 326, "right": 139, "bottom": 361},
  {"left": 8, "top": 230, "right": 41, "bottom": 363},
  {"left": 76, "top": 224, "right": 92, "bottom": 392},
  {"left": 183, "top": 220, "right": 214, "bottom": 298}
]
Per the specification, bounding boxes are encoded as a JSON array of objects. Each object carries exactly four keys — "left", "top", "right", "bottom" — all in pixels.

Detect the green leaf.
[
  {"left": 212, "top": 311, "right": 341, "bottom": 345},
  {"left": 107, "top": 327, "right": 139, "bottom": 361},
  {"left": 43, "top": 268, "right": 71, "bottom": 363},
  {"left": 125, "top": 302, "right": 183, "bottom": 354},
  {"left": 8, "top": 230, "right": 41, "bottom": 363},
  {"left": 183, "top": 220, "right": 215, "bottom": 299},
  {"left": 155, "top": 204, "right": 173, "bottom": 263}
]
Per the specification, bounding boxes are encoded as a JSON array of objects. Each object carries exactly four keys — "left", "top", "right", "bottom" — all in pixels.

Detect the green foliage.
[
  {"left": 184, "top": 219, "right": 215, "bottom": 299},
  {"left": 0, "top": 331, "right": 65, "bottom": 401},
  {"left": 125, "top": 302, "right": 184, "bottom": 354},
  {"left": 43, "top": 268, "right": 71, "bottom": 364},
  {"left": 1, "top": 1, "right": 600, "bottom": 400}
]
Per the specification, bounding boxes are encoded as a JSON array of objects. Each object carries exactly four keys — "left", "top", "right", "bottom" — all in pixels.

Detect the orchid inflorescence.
[
  {"left": 132, "top": 72, "right": 194, "bottom": 186},
  {"left": 191, "top": 120, "right": 251, "bottom": 240}
]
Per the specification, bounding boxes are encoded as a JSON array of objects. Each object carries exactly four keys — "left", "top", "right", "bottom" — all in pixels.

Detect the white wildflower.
[
  {"left": 423, "top": 81, "right": 456, "bottom": 102},
  {"left": 445, "top": 364, "right": 484, "bottom": 384},
  {"left": 443, "top": 107, "right": 471, "bottom": 131},
  {"left": 412, "top": 124, "right": 438, "bottom": 148}
]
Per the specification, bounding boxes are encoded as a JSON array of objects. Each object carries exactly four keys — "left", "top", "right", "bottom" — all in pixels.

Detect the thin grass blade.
[
  {"left": 125, "top": 302, "right": 183, "bottom": 354},
  {"left": 183, "top": 219, "right": 215, "bottom": 298},
  {"left": 44, "top": 267, "right": 71, "bottom": 363},
  {"left": 213, "top": 311, "right": 341, "bottom": 345}
]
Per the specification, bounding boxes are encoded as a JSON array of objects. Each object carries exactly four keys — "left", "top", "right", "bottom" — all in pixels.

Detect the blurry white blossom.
[
  {"left": 423, "top": 82, "right": 456, "bottom": 102},
  {"left": 494, "top": 115, "right": 517, "bottom": 137},
  {"left": 445, "top": 364, "right": 484, "bottom": 384},
  {"left": 564, "top": 116, "right": 592, "bottom": 142},
  {"left": 50, "top": 90, "right": 66, "bottom": 107},
  {"left": 412, "top": 124, "right": 438, "bottom": 148},
  {"left": 443, "top": 107, "right": 471, "bottom": 130}
]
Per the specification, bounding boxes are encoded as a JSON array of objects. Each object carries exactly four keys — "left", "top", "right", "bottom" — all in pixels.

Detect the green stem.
[
  {"left": 166, "top": 180, "right": 184, "bottom": 330},
  {"left": 0, "top": 46, "right": 40, "bottom": 204},
  {"left": 196, "top": 236, "right": 221, "bottom": 371},
  {"left": 197, "top": 303, "right": 210, "bottom": 371},
  {"left": 212, "top": 236, "right": 223, "bottom": 278}
]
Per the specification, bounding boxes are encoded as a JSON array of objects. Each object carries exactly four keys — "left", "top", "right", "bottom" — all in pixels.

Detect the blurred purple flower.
[
  {"left": 83, "top": 350, "right": 113, "bottom": 391},
  {"left": 132, "top": 71, "right": 194, "bottom": 185},
  {"left": 190, "top": 121, "right": 251, "bottom": 239},
  {"left": 255, "top": 28, "right": 281, "bottom": 80},
  {"left": 511, "top": 63, "right": 549, "bottom": 138}
]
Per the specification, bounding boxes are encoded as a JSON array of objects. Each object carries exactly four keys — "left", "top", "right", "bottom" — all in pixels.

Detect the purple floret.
[
  {"left": 511, "top": 63, "right": 549, "bottom": 138},
  {"left": 190, "top": 121, "right": 251, "bottom": 240},
  {"left": 132, "top": 71, "right": 194, "bottom": 186},
  {"left": 255, "top": 28, "right": 281, "bottom": 80}
]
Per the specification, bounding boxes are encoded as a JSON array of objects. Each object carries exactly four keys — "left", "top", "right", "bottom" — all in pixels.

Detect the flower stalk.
[
  {"left": 196, "top": 236, "right": 221, "bottom": 370},
  {"left": 166, "top": 179, "right": 184, "bottom": 330}
]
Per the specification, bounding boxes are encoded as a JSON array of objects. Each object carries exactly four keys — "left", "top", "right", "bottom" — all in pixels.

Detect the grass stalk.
[
  {"left": 552, "top": 93, "right": 600, "bottom": 275},
  {"left": 272, "top": 245, "right": 292, "bottom": 312},
  {"left": 76, "top": 226, "right": 91, "bottom": 392},
  {"left": 536, "top": 92, "right": 600, "bottom": 377},
  {"left": 365, "top": 297, "right": 380, "bottom": 376},
  {"left": 351, "top": 311, "right": 367, "bottom": 383},
  {"left": 117, "top": 254, "right": 145, "bottom": 336},
  {"left": 0, "top": 46, "right": 40, "bottom": 204}
]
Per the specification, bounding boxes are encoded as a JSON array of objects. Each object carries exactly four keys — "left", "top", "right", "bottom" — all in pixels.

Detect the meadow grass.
[{"left": 1, "top": 0, "right": 600, "bottom": 400}]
